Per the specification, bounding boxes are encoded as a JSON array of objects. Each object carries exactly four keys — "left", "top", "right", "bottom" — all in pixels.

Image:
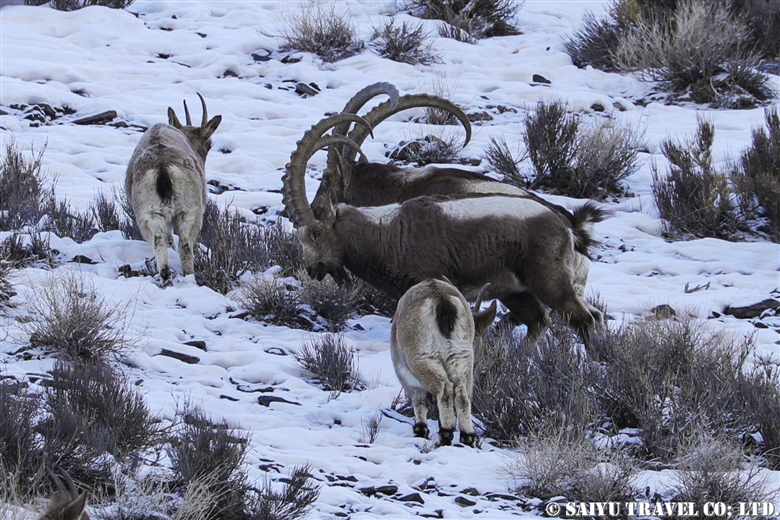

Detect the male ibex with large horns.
[
  {"left": 125, "top": 93, "right": 222, "bottom": 285},
  {"left": 308, "top": 84, "right": 606, "bottom": 335},
  {"left": 282, "top": 114, "right": 602, "bottom": 343},
  {"left": 392, "top": 280, "right": 497, "bottom": 447}
]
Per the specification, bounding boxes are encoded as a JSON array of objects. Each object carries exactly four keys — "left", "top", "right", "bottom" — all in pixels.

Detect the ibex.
[
  {"left": 307, "top": 85, "right": 606, "bottom": 334},
  {"left": 392, "top": 280, "right": 497, "bottom": 447},
  {"left": 125, "top": 93, "right": 222, "bottom": 285},
  {"left": 38, "top": 468, "right": 89, "bottom": 520},
  {"left": 281, "top": 114, "right": 602, "bottom": 343}
]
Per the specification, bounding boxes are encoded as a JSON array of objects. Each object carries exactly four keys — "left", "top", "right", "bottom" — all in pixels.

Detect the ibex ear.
[
  {"left": 168, "top": 107, "right": 182, "bottom": 128},
  {"left": 201, "top": 115, "right": 222, "bottom": 139},
  {"left": 62, "top": 492, "right": 88, "bottom": 520},
  {"left": 473, "top": 301, "right": 497, "bottom": 337},
  {"left": 335, "top": 150, "right": 353, "bottom": 184}
]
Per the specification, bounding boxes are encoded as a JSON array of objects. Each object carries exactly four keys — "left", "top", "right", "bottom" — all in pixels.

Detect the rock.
[
  {"left": 468, "top": 111, "right": 493, "bottom": 122},
  {"left": 257, "top": 395, "right": 301, "bottom": 407},
  {"left": 724, "top": 298, "right": 780, "bottom": 319},
  {"left": 295, "top": 82, "right": 319, "bottom": 97},
  {"left": 455, "top": 496, "right": 477, "bottom": 507},
  {"left": 651, "top": 304, "right": 676, "bottom": 320},
  {"left": 359, "top": 484, "right": 399, "bottom": 497},
  {"left": 157, "top": 349, "right": 200, "bottom": 364},
  {"left": 591, "top": 102, "right": 606, "bottom": 112},
  {"left": 532, "top": 74, "right": 551, "bottom": 84},
  {"left": 252, "top": 50, "right": 272, "bottom": 62},
  {"left": 184, "top": 340, "right": 207, "bottom": 351},
  {"left": 73, "top": 110, "right": 118, "bottom": 126},
  {"left": 71, "top": 255, "right": 96, "bottom": 265},
  {"left": 397, "top": 492, "right": 425, "bottom": 504}
]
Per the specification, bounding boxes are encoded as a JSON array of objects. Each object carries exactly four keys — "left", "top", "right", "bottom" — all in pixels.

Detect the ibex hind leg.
[
  {"left": 453, "top": 382, "right": 477, "bottom": 447},
  {"left": 499, "top": 292, "right": 550, "bottom": 342},
  {"left": 174, "top": 210, "right": 202, "bottom": 277},
  {"left": 138, "top": 213, "right": 173, "bottom": 285},
  {"left": 409, "top": 387, "right": 430, "bottom": 439}
]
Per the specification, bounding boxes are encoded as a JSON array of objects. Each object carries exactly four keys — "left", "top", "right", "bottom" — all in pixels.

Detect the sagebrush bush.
[
  {"left": 168, "top": 405, "right": 248, "bottom": 520},
  {"left": 672, "top": 435, "right": 776, "bottom": 511},
  {"left": 481, "top": 136, "right": 525, "bottom": 186},
  {"left": 0, "top": 261, "right": 15, "bottom": 305},
  {"left": 652, "top": 118, "right": 742, "bottom": 240},
  {"left": 471, "top": 319, "right": 596, "bottom": 443},
  {"left": 281, "top": 4, "right": 365, "bottom": 63},
  {"left": 39, "top": 359, "right": 159, "bottom": 491},
  {"left": 731, "top": 108, "right": 780, "bottom": 241},
  {"left": 298, "top": 275, "right": 358, "bottom": 332},
  {"left": 239, "top": 276, "right": 305, "bottom": 330},
  {"left": 295, "top": 334, "right": 362, "bottom": 394},
  {"left": 370, "top": 18, "right": 438, "bottom": 65},
  {"left": 389, "top": 134, "right": 461, "bottom": 166},
  {"left": 510, "top": 430, "right": 637, "bottom": 503},
  {"left": 523, "top": 99, "right": 643, "bottom": 199},
  {"left": 614, "top": 0, "right": 772, "bottom": 108},
  {"left": 0, "top": 230, "right": 57, "bottom": 269},
  {"left": 261, "top": 219, "right": 304, "bottom": 278},
  {"left": 25, "top": 0, "right": 134, "bottom": 9},
  {"left": 246, "top": 464, "right": 320, "bottom": 520},
  {"left": 566, "top": 0, "right": 775, "bottom": 107},
  {"left": 194, "top": 201, "right": 267, "bottom": 294},
  {"left": 22, "top": 271, "right": 127, "bottom": 361},
  {"left": 43, "top": 198, "right": 97, "bottom": 244},
  {"left": 588, "top": 317, "right": 765, "bottom": 462},
  {"left": 0, "top": 381, "right": 46, "bottom": 500},
  {"left": 0, "top": 139, "right": 50, "bottom": 232},
  {"left": 405, "top": 0, "right": 523, "bottom": 39}
]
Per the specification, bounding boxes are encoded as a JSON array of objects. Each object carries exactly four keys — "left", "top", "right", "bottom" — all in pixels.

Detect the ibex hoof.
[
  {"left": 438, "top": 428, "right": 454, "bottom": 446},
  {"left": 159, "top": 267, "right": 173, "bottom": 286},
  {"left": 413, "top": 423, "right": 429, "bottom": 439},
  {"left": 459, "top": 432, "right": 477, "bottom": 447}
]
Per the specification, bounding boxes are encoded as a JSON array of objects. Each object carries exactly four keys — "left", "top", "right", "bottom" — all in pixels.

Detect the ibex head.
[
  {"left": 167, "top": 92, "right": 222, "bottom": 162},
  {"left": 38, "top": 468, "right": 89, "bottom": 520},
  {"left": 282, "top": 112, "right": 374, "bottom": 284}
]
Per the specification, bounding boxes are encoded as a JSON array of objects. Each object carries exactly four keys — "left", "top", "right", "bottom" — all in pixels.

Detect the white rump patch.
[{"left": 440, "top": 195, "right": 548, "bottom": 221}]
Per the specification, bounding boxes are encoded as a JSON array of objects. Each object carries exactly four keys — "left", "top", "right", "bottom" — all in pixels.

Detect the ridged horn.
[
  {"left": 197, "top": 92, "right": 208, "bottom": 128},
  {"left": 326, "top": 82, "right": 400, "bottom": 172},
  {"left": 282, "top": 113, "right": 372, "bottom": 228},
  {"left": 474, "top": 282, "right": 491, "bottom": 310},
  {"left": 183, "top": 99, "right": 192, "bottom": 126},
  {"left": 344, "top": 94, "right": 472, "bottom": 162}
]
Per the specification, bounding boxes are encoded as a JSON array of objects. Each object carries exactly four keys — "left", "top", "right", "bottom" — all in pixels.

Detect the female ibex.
[
  {"left": 392, "top": 280, "right": 496, "bottom": 447},
  {"left": 125, "top": 93, "right": 221, "bottom": 285},
  {"left": 38, "top": 469, "right": 89, "bottom": 520},
  {"left": 282, "top": 114, "right": 601, "bottom": 344}
]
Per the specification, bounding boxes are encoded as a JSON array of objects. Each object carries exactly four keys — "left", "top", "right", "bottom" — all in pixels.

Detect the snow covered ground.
[{"left": 1, "top": 1, "right": 778, "bottom": 518}]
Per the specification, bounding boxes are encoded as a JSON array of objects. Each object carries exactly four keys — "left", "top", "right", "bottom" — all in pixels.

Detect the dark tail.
[
  {"left": 156, "top": 165, "right": 173, "bottom": 203},
  {"left": 572, "top": 201, "right": 609, "bottom": 257},
  {"left": 435, "top": 298, "right": 458, "bottom": 340}
]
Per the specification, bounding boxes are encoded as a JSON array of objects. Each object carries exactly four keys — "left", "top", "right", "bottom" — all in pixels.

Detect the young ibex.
[
  {"left": 392, "top": 280, "right": 497, "bottom": 447},
  {"left": 125, "top": 93, "right": 222, "bottom": 285},
  {"left": 281, "top": 114, "right": 601, "bottom": 344},
  {"left": 38, "top": 469, "right": 89, "bottom": 520}
]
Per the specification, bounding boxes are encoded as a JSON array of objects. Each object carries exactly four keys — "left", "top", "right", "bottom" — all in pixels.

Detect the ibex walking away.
[
  {"left": 125, "top": 93, "right": 221, "bottom": 285},
  {"left": 38, "top": 468, "right": 89, "bottom": 520},
  {"left": 392, "top": 280, "right": 496, "bottom": 446}
]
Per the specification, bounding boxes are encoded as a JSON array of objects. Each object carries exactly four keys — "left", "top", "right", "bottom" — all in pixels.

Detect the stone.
[{"left": 724, "top": 298, "right": 780, "bottom": 319}]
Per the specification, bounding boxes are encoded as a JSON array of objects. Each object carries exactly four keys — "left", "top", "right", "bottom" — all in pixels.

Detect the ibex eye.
[{"left": 313, "top": 230, "right": 322, "bottom": 239}]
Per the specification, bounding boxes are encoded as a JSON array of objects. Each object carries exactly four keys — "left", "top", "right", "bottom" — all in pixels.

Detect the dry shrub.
[
  {"left": 588, "top": 317, "right": 768, "bottom": 463},
  {"left": 652, "top": 118, "right": 742, "bottom": 240},
  {"left": 370, "top": 18, "right": 438, "bottom": 65},
  {"left": 471, "top": 319, "right": 596, "bottom": 443},
  {"left": 0, "top": 261, "right": 14, "bottom": 305},
  {"left": 22, "top": 270, "right": 128, "bottom": 362},
  {"left": 731, "top": 108, "right": 780, "bottom": 241},
  {"left": 25, "top": 0, "right": 134, "bottom": 9},
  {"left": 0, "top": 230, "right": 58, "bottom": 269},
  {"left": 168, "top": 405, "right": 249, "bottom": 520},
  {"left": 194, "top": 201, "right": 266, "bottom": 294},
  {"left": 672, "top": 435, "right": 777, "bottom": 513},
  {"left": 239, "top": 276, "right": 303, "bottom": 330},
  {"left": 406, "top": 0, "right": 523, "bottom": 39},
  {"left": 481, "top": 136, "right": 526, "bottom": 186},
  {"left": 294, "top": 333, "right": 363, "bottom": 394},
  {"left": 0, "top": 139, "right": 50, "bottom": 232},
  {"left": 510, "top": 429, "right": 637, "bottom": 503},
  {"left": 281, "top": 4, "right": 364, "bottom": 63},
  {"left": 246, "top": 464, "right": 320, "bottom": 520},
  {"left": 523, "top": 99, "right": 643, "bottom": 199}
]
